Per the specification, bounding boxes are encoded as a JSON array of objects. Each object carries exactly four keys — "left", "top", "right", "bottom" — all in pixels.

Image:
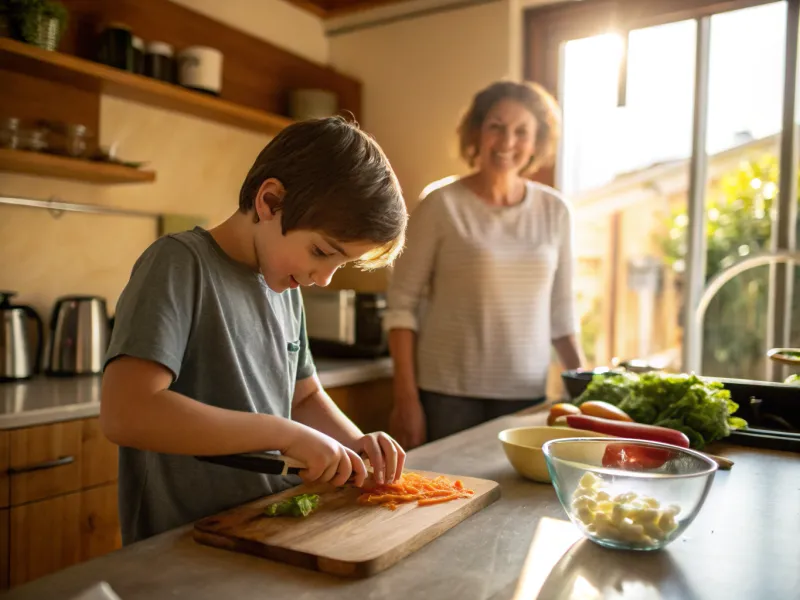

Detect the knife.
[
  {"left": 195, "top": 451, "right": 377, "bottom": 484},
  {"left": 195, "top": 452, "right": 306, "bottom": 476}
]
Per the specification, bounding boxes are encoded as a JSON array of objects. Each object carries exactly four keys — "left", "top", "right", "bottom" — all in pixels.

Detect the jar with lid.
[
  {"left": 65, "top": 124, "right": 90, "bottom": 158},
  {"left": 96, "top": 23, "right": 134, "bottom": 71},
  {"left": 132, "top": 36, "right": 145, "bottom": 75},
  {"left": 177, "top": 47, "right": 224, "bottom": 96},
  {"left": 18, "top": 127, "right": 48, "bottom": 152},
  {"left": 0, "top": 117, "right": 21, "bottom": 149},
  {"left": 145, "top": 41, "right": 176, "bottom": 83}
]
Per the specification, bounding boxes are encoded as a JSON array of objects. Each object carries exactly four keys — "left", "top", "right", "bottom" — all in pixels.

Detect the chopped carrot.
[
  {"left": 357, "top": 472, "right": 474, "bottom": 510},
  {"left": 418, "top": 493, "right": 461, "bottom": 506}
]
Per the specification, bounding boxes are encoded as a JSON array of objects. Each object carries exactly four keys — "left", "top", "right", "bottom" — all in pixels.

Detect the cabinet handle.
[{"left": 8, "top": 455, "right": 75, "bottom": 474}]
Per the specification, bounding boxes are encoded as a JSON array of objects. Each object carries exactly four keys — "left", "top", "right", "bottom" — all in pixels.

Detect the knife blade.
[{"left": 195, "top": 452, "right": 305, "bottom": 476}]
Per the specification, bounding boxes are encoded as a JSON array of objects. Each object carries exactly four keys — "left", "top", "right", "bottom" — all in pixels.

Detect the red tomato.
[{"left": 602, "top": 443, "right": 675, "bottom": 470}]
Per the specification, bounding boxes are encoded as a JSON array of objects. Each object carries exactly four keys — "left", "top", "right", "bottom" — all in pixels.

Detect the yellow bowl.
[{"left": 498, "top": 426, "right": 610, "bottom": 483}]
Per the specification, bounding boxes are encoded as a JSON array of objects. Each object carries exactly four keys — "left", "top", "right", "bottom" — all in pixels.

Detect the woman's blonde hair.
[{"left": 457, "top": 80, "right": 562, "bottom": 175}]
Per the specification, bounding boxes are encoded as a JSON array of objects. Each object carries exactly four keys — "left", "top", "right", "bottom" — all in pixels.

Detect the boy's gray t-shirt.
[{"left": 105, "top": 227, "right": 315, "bottom": 545}]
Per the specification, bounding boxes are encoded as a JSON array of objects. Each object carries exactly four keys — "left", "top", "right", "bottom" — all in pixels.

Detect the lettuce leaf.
[
  {"left": 264, "top": 493, "right": 320, "bottom": 518},
  {"left": 575, "top": 371, "right": 747, "bottom": 449}
]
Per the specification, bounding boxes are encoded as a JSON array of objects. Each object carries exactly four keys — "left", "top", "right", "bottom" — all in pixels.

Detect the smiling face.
[
  {"left": 256, "top": 226, "right": 381, "bottom": 293},
  {"left": 251, "top": 179, "right": 383, "bottom": 293},
  {"left": 476, "top": 98, "right": 538, "bottom": 176}
]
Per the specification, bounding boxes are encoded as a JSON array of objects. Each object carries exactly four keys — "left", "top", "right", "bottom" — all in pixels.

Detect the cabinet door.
[
  {"left": 81, "top": 418, "right": 118, "bottom": 488},
  {"left": 0, "top": 431, "right": 8, "bottom": 509},
  {"left": 10, "top": 491, "right": 81, "bottom": 587},
  {"left": 327, "top": 378, "right": 393, "bottom": 434},
  {"left": 80, "top": 482, "right": 121, "bottom": 561},
  {"left": 0, "top": 508, "right": 8, "bottom": 590},
  {"left": 9, "top": 421, "right": 82, "bottom": 505}
]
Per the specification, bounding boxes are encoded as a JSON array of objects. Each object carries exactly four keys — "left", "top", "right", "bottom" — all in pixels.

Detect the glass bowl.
[{"left": 542, "top": 437, "right": 717, "bottom": 551}]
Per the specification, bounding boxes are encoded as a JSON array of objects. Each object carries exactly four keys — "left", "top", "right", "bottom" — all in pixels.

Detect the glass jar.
[
  {"left": 18, "top": 128, "right": 49, "bottom": 152},
  {"left": 0, "top": 117, "right": 21, "bottom": 149},
  {"left": 65, "top": 124, "right": 89, "bottom": 158},
  {"left": 145, "top": 41, "right": 176, "bottom": 83},
  {"left": 96, "top": 22, "right": 134, "bottom": 71}
]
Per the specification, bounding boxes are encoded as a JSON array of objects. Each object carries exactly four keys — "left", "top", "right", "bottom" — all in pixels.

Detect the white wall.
[
  {"left": 170, "top": 0, "right": 329, "bottom": 65},
  {"left": 329, "top": 0, "right": 519, "bottom": 204}
]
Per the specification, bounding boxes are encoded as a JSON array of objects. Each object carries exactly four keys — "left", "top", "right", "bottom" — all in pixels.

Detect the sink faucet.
[{"left": 689, "top": 250, "right": 799, "bottom": 378}]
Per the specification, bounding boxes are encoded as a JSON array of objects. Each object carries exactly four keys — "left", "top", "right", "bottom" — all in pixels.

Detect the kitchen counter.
[
  {"left": 5, "top": 408, "right": 799, "bottom": 600},
  {"left": 0, "top": 357, "right": 393, "bottom": 429}
]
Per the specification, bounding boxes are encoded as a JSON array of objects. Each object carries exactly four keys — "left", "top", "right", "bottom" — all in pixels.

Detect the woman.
[{"left": 385, "top": 80, "right": 585, "bottom": 449}]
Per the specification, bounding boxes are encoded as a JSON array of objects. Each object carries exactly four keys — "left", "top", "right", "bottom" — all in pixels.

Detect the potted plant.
[{"left": 7, "top": 0, "right": 68, "bottom": 51}]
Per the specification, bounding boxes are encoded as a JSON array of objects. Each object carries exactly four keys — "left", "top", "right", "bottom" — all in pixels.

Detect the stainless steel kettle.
[
  {"left": 46, "top": 295, "right": 111, "bottom": 376},
  {"left": 1, "top": 291, "right": 44, "bottom": 380}
]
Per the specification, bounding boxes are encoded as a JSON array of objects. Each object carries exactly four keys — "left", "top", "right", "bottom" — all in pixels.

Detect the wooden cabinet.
[
  {"left": 327, "top": 378, "right": 394, "bottom": 434},
  {"left": 9, "top": 420, "right": 83, "bottom": 506},
  {"left": 0, "top": 417, "right": 120, "bottom": 590},
  {"left": 10, "top": 490, "right": 82, "bottom": 586},
  {"left": 0, "top": 378, "right": 387, "bottom": 589},
  {"left": 0, "top": 508, "right": 8, "bottom": 590},
  {"left": 79, "top": 483, "right": 121, "bottom": 562}
]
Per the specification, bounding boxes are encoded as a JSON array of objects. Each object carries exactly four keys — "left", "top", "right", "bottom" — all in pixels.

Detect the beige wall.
[
  {"left": 170, "top": 0, "right": 329, "bottom": 65},
  {"left": 329, "top": 0, "right": 519, "bottom": 205},
  {"left": 324, "top": 0, "right": 522, "bottom": 293},
  {"left": 0, "top": 98, "right": 272, "bottom": 326},
  {"left": 1, "top": 0, "right": 331, "bottom": 324}
]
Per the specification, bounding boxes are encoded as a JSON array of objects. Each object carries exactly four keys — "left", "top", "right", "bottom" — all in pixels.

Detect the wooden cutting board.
[{"left": 193, "top": 471, "right": 500, "bottom": 578}]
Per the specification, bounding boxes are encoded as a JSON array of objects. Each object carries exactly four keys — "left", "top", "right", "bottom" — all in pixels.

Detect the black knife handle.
[{"left": 195, "top": 453, "right": 302, "bottom": 476}]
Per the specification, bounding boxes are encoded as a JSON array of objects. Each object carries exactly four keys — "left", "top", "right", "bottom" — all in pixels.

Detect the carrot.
[
  {"left": 418, "top": 494, "right": 460, "bottom": 506},
  {"left": 357, "top": 472, "right": 474, "bottom": 510}
]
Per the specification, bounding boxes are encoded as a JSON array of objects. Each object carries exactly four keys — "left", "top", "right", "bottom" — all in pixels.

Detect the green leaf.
[
  {"left": 728, "top": 417, "right": 748, "bottom": 430},
  {"left": 264, "top": 493, "right": 320, "bottom": 518}
]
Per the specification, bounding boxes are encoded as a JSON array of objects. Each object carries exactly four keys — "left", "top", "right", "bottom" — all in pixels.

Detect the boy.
[{"left": 101, "top": 117, "right": 409, "bottom": 545}]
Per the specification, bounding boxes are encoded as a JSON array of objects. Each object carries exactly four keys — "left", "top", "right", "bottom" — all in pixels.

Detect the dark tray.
[{"left": 561, "top": 369, "right": 800, "bottom": 453}]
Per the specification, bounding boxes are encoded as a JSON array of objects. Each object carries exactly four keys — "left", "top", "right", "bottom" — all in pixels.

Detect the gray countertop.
[
  {"left": 5, "top": 408, "right": 799, "bottom": 600},
  {"left": 0, "top": 357, "right": 393, "bottom": 430}
]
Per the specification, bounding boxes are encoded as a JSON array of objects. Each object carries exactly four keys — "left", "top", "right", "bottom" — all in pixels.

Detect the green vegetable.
[
  {"left": 785, "top": 374, "right": 800, "bottom": 386},
  {"left": 575, "top": 372, "right": 747, "bottom": 450},
  {"left": 264, "top": 493, "right": 320, "bottom": 518}
]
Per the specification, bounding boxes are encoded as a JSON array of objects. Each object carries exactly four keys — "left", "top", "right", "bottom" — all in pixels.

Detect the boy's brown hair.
[
  {"left": 240, "top": 117, "right": 407, "bottom": 269},
  {"left": 457, "top": 80, "right": 561, "bottom": 175}
]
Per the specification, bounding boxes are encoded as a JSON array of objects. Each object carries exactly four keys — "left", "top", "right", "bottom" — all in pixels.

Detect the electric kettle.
[
  {"left": 46, "top": 295, "right": 111, "bottom": 376},
  {"left": 0, "top": 291, "right": 44, "bottom": 381}
]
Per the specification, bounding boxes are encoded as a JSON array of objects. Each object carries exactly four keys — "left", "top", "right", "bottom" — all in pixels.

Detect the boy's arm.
[
  {"left": 101, "top": 356, "right": 306, "bottom": 455},
  {"left": 292, "top": 375, "right": 406, "bottom": 483},
  {"left": 103, "top": 356, "right": 366, "bottom": 486},
  {"left": 291, "top": 374, "right": 362, "bottom": 446}
]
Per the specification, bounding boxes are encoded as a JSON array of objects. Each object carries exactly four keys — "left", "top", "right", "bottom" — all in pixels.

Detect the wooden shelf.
[
  {"left": 0, "top": 148, "right": 156, "bottom": 184},
  {"left": 0, "top": 38, "right": 294, "bottom": 135}
]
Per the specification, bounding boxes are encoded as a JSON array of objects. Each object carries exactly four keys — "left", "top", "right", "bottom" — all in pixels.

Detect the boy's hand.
[
  {"left": 283, "top": 424, "right": 368, "bottom": 488},
  {"left": 352, "top": 432, "right": 406, "bottom": 485}
]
